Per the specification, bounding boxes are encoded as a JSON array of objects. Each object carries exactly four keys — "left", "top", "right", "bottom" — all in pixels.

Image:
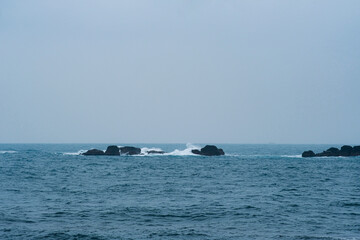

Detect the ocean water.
[{"left": 0, "top": 144, "right": 359, "bottom": 240}]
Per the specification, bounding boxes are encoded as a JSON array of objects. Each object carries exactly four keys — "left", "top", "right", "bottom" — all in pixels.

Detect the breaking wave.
[
  {"left": 140, "top": 147, "right": 164, "bottom": 155},
  {"left": 281, "top": 154, "right": 302, "bottom": 158},
  {"left": 63, "top": 150, "right": 87, "bottom": 156},
  {"left": 164, "top": 143, "right": 200, "bottom": 156}
]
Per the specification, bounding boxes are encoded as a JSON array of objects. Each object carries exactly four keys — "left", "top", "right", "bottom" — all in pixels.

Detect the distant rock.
[
  {"left": 302, "top": 145, "right": 360, "bottom": 157},
  {"left": 105, "top": 145, "right": 120, "bottom": 155},
  {"left": 83, "top": 149, "right": 105, "bottom": 156},
  {"left": 192, "top": 145, "right": 225, "bottom": 156},
  {"left": 120, "top": 146, "right": 141, "bottom": 155},
  {"left": 302, "top": 150, "right": 315, "bottom": 158}
]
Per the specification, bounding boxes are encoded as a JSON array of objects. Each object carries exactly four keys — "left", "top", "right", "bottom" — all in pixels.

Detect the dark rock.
[
  {"left": 192, "top": 145, "right": 225, "bottom": 156},
  {"left": 191, "top": 149, "right": 201, "bottom": 155},
  {"left": 303, "top": 145, "right": 360, "bottom": 157},
  {"left": 326, "top": 147, "right": 340, "bottom": 155},
  {"left": 302, "top": 150, "right": 316, "bottom": 158},
  {"left": 315, "top": 152, "right": 326, "bottom": 157},
  {"left": 352, "top": 146, "right": 360, "bottom": 156},
  {"left": 105, "top": 145, "right": 120, "bottom": 155},
  {"left": 146, "top": 150, "right": 165, "bottom": 154},
  {"left": 316, "top": 147, "right": 340, "bottom": 157},
  {"left": 339, "top": 145, "right": 353, "bottom": 156},
  {"left": 120, "top": 146, "right": 141, "bottom": 155},
  {"left": 83, "top": 149, "right": 105, "bottom": 156}
]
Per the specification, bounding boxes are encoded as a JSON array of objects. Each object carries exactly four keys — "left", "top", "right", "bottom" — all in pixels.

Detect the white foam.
[
  {"left": 63, "top": 150, "right": 87, "bottom": 156},
  {"left": 140, "top": 147, "right": 164, "bottom": 155},
  {"left": 0, "top": 151, "right": 17, "bottom": 154},
  {"left": 281, "top": 154, "right": 302, "bottom": 158},
  {"left": 164, "top": 143, "right": 200, "bottom": 156}
]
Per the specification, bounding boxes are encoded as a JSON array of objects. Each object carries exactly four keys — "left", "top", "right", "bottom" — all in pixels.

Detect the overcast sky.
[{"left": 1, "top": 0, "right": 359, "bottom": 144}]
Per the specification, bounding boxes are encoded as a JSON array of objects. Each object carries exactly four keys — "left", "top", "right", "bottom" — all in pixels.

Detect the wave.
[
  {"left": 140, "top": 143, "right": 200, "bottom": 156},
  {"left": 281, "top": 154, "right": 302, "bottom": 158},
  {"left": 0, "top": 150, "right": 17, "bottom": 154},
  {"left": 63, "top": 150, "right": 87, "bottom": 155},
  {"left": 140, "top": 147, "right": 164, "bottom": 155},
  {"left": 163, "top": 143, "right": 200, "bottom": 156}
]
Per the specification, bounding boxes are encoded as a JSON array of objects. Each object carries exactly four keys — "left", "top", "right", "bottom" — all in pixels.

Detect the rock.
[
  {"left": 316, "top": 147, "right": 340, "bottom": 157},
  {"left": 302, "top": 150, "right": 316, "bottom": 158},
  {"left": 105, "top": 145, "right": 120, "bottom": 155},
  {"left": 146, "top": 150, "right": 165, "bottom": 154},
  {"left": 339, "top": 145, "right": 353, "bottom": 156},
  {"left": 120, "top": 146, "right": 141, "bottom": 155},
  {"left": 191, "top": 149, "right": 201, "bottom": 155},
  {"left": 83, "top": 149, "right": 105, "bottom": 156},
  {"left": 326, "top": 147, "right": 340, "bottom": 155},
  {"left": 302, "top": 145, "right": 360, "bottom": 157},
  {"left": 352, "top": 146, "right": 360, "bottom": 156},
  {"left": 192, "top": 145, "right": 225, "bottom": 156}
]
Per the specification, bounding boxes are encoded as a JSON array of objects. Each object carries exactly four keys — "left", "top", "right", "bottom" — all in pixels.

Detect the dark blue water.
[{"left": 0, "top": 144, "right": 359, "bottom": 240}]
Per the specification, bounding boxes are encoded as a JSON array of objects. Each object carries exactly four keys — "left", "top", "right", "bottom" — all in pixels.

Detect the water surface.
[{"left": 0, "top": 144, "right": 359, "bottom": 239}]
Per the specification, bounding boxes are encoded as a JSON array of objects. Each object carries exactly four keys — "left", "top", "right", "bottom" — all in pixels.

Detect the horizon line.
[{"left": 0, "top": 142, "right": 358, "bottom": 145}]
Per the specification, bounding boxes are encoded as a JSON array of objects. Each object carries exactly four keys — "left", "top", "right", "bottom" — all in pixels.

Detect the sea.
[{"left": 0, "top": 144, "right": 359, "bottom": 240}]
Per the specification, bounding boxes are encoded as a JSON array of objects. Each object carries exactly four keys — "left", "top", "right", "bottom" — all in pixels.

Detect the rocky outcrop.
[
  {"left": 83, "top": 149, "right": 105, "bottom": 156},
  {"left": 120, "top": 146, "right": 141, "bottom": 155},
  {"left": 302, "top": 145, "right": 360, "bottom": 157},
  {"left": 83, "top": 145, "right": 141, "bottom": 156},
  {"left": 82, "top": 145, "right": 226, "bottom": 157},
  {"left": 192, "top": 145, "right": 225, "bottom": 156},
  {"left": 105, "top": 145, "right": 120, "bottom": 155}
]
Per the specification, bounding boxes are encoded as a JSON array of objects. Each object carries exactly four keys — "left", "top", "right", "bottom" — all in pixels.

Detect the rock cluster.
[
  {"left": 191, "top": 145, "right": 225, "bottom": 156},
  {"left": 82, "top": 145, "right": 225, "bottom": 156},
  {"left": 83, "top": 145, "right": 142, "bottom": 156},
  {"left": 302, "top": 145, "right": 360, "bottom": 158}
]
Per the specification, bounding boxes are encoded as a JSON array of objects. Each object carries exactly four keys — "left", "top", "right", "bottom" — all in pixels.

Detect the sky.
[{"left": 0, "top": 0, "right": 359, "bottom": 144}]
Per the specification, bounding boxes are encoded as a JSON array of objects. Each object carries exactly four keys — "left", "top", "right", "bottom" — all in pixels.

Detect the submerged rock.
[
  {"left": 146, "top": 150, "right": 165, "bottom": 154},
  {"left": 192, "top": 145, "right": 225, "bottom": 156},
  {"left": 302, "top": 145, "right": 360, "bottom": 157},
  {"left": 191, "top": 149, "right": 201, "bottom": 155},
  {"left": 120, "top": 146, "right": 141, "bottom": 155},
  {"left": 83, "top": 149, "right": 105, "bottom": 156},
  {"left": 105, "top": 145, "right": 120, "bottom": 155}
]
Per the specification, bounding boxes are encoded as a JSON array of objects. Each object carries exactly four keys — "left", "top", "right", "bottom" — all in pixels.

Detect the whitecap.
[
  {"left": 281, "top": 154, "right": 302, "bottom": 158},
  {"left": 140, "top": 147, "right": 164, "bottom": 155},
  {"left": 63, "top": 150, "right": 87, "bottom": 156},
  {"left": 0, "top": 151, "right": 17, "bottom": 154},
  {"left": 164, "top": 143, "right": 201, "bottom": 156}
]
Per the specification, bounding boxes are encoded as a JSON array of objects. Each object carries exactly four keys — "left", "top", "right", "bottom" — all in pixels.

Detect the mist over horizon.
[{"left": 1, "top": 0, "right": 359, "bottom": 144}]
